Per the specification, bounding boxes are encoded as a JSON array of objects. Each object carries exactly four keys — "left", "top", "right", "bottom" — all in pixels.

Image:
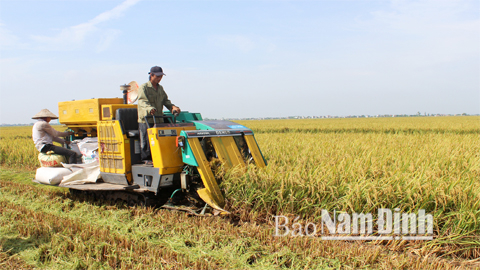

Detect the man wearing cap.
[
  {"left": 32, "top": 109, "right": 78, "bottom": 164},
  {"left": 137, "top": 66, "right": 181, "bottom": 163}
]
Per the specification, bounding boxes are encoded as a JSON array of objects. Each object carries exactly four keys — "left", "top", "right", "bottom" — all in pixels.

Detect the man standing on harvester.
[{"left": 137, "top": 66, "right": 181, "bottom": 165}]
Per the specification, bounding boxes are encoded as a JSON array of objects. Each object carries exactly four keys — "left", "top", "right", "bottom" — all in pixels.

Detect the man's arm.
[
  {"left": 171, "top": 105, "right": 181, "bottom": 113},
  {"left": 41, "top": 122, "right": 68, "bottom": 144},
  {"left": 52, "top": 136, "right": 66, "bottom": 145}
]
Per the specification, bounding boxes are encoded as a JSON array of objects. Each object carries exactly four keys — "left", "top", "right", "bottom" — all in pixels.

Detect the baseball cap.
[{"left": 149, "top": 66, "right": 166, "bottom": 76}]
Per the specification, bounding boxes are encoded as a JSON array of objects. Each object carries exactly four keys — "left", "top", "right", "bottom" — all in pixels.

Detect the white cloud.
[
  {"left": 96, "top": 29, "right": 121, "bottom": 52},
  {"left": 90, "top": 0, "right": 141, "bottom": 25},
  {"left": 30, "top": 0, "right": 141, "bottom": 51}
]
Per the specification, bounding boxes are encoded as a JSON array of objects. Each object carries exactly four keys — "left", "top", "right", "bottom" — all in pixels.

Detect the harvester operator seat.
[{"left": 116, "top": 108, "right": 139, "bottom": 138}]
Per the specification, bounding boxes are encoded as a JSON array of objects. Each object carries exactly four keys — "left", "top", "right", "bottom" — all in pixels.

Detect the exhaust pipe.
[{"left": 120, "top": 84, "right": 131, "bottom": 104}]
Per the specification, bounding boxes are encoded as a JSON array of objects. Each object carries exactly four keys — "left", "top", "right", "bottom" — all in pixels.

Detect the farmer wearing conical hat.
[{"left": 32, "top": 109, "right": 78, "bottom": 164}]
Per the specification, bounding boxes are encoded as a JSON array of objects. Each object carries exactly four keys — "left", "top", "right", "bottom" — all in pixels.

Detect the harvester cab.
[{"left": 56, "top": 95, "right": 266, "bottom": 215}]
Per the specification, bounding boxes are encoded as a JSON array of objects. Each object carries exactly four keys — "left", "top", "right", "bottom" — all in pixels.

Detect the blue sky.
[{"left": 0, "top": 0, "right": 478, "bottom": 124}]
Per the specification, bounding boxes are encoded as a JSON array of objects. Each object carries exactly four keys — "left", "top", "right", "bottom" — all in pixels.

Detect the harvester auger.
[{"left": 55, "top": 97, "right": 266, "bottom": 215}]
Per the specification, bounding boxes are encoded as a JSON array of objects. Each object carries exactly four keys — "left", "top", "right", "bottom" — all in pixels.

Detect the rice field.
[
  {"left": 232, "top": 116, "right": 480, "bottom": 259},
  {"left": 0, "top": 116, "right": 479, "bottom": 269}
]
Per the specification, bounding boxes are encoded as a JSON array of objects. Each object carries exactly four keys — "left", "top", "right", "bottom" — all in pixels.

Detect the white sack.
[
  {"left": 69, "top": 141, "right": 82, "bottom": 156},
  {"left": 61, "top": 160, "right": 100, "bottom": 185},
  {"left": 77, "top": 137, "right": 98, "bottom": 164},
  {"left": 35, "top": 167, "right": 72, "bottom": 185},
  {"left": 62, "top": 160, "right": 98, "bottom": 172}
]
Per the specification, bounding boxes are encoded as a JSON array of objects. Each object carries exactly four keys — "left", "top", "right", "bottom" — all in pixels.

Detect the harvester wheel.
[{"left": 128, "top": 199, "right": 137, "bottom": 207}]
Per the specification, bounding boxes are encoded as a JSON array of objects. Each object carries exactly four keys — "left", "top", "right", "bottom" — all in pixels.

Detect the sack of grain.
[
  {"left": 38, "top": 152, "right": 67, "bottom": 167},
  {"left": 69, "top": 141, "right": 82, "bottom": 156},
  {"left": 77, "top": 137, "right": 99, "bottom": 164},
  {"left": 35, "top": 167, "right": 72, "bottom": 185}
]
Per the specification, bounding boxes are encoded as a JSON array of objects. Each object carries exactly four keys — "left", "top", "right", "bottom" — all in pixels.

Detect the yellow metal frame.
[
  {"left": 59, "top": 98, "right": 124, "bottom": 126},
  {"left": 148, "top": 126, "right": 196, "bottom": 175},
  {"left": 183, "top": 134, "right": 265, "bottom": 212},
  {"left": 210, "top": 137, "right": 245, "bottom": 169},
  {"left": 210, "top": 135, "right": 265, "bottom": 168},
  {"left": 244, "top": 135, "right": 266, "bottom": 167},
  {"left": 188, "top": 138, "right": 226, "bottom": 210},
  {"left": 97, "top": 120, "right": 133, "bottom": 184},
  {"left": 101, "top": 104, "right": 137, "bottom": 120}
]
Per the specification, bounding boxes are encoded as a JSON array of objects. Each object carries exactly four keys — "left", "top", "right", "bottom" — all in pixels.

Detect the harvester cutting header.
[{"left": 34, "top": 66, "right": 266, "bottom": 214}]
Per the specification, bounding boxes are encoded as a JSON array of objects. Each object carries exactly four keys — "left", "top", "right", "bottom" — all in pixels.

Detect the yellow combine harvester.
[{"left": 57, "top": 97, "right": 266, "bottom": 214}]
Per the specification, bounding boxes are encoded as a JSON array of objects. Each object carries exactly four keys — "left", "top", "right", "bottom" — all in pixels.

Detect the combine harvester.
[{"left": 53, "top": 84, "right": 266, "bottom": 215}]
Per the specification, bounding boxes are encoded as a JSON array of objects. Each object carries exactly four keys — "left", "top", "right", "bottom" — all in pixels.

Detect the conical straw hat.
[{"left": 32, "top": 109, "right": 58, "bottom": 119}]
